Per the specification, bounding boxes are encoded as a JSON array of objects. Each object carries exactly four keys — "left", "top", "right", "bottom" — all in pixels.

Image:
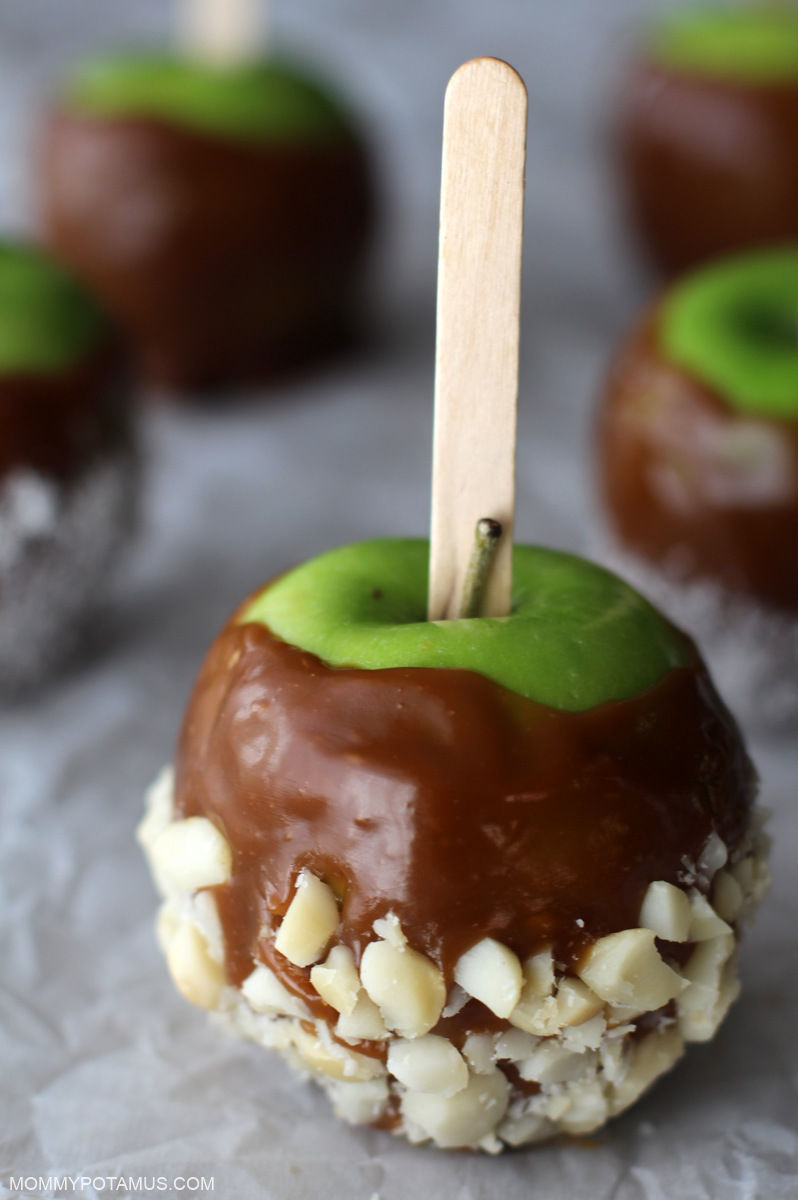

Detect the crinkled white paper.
[{"left": 1, "top": 3, "right": 796, "bottom": 1198}]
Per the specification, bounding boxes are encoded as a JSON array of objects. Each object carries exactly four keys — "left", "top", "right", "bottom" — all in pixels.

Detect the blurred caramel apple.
[
  {"left": 618, "top": 7, "right": 798, "bottom": 276},
  {"left": 599, "top": 246, "right": 798, "bottom": 611},
  {"left": 39, "top": 54, "right": 376, "bottom": 392}
]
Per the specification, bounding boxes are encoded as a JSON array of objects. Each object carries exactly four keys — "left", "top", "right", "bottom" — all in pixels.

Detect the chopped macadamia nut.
[
  {"left": 360, "top": 938, "right": 446, "bottom": 1038},
  {"left": 274, "top": 870, "right": 340, "bottom": 967},
  {"left": 577, "top": 928, "right": 685, "bottom": 1010},
  {"left": 497, "top": 1111, "right": 556, "bottom": 1147},
  {"left": 562, "top": 1012, "right": 606, "bottom": 1053},
  {"left": 609, "top": 1025, "right": 684, "bottom": 1115},
  {"left": 387, "top": 1035, "right": 468, "bottom": 1096},
  {"left": 520, "top": 1041, "right": 597, "bottom": 1086},
  {"left": 241, "top": 963, "right": 310, "bottom": 1019},
  {"left": 403, "top": 1068, "right": 509, "bottom": 1148},
  {"left": 521, "top": 948, "right": 555, "bottom": 998},
  {"left": 136, "top": 766, "right": 175, "bottom": 852},
  {"left": 291, "top": 1025, "right": 385, "bottom": 1082},
  {"left": 558, "top": 1077, "right": 609, "bottom": 1135},
  {"left": 462, "top": 1033, "right": 497, "bottom": 1075},
  {"left": 151, "top": 816, "right": 233, "bottom": 893},
  {"left": 678, "top": 932, "right": 738, "bottom": 1042},
  {"left": 712, "top": 870, "right": 744, "bottom": 922},
  {"left": 639, "top": 880, "right": 691, "bottom": 942},
  {"left": 556, "top": 977, "right": 604, "bottom": 1027},
  {"left": 192, "top": 889, "right": 225, "bottom": 964},
  {"left": 373, "top": 912, "right": 407, "bottom": 948},
  {"left": 494, "top": 1028, "right": 539, "bottom": 1062},
  {"left": 698, "top": 832, "right": 728, "bottom": 878},
  {"left": 336, "top": 993, "right": 388, "bottom": 1041},
  {"left": 164, "top": 920, "right": 226, "bottom": 1011},
  {"left": 687, "top": 890, "right": 733, "bottom": 941},
  {"left": 326, "top": 1077, "right": 389, "bottom": 1126},
  {"left": 453, "top": 938, "right": 523, "bottom": 1018},
  {"left": 509, "top": 992, "right": 560, "bottom": 1037},
  {"left": 310, "top": 945, "right": 361, "bottom": 1015}
]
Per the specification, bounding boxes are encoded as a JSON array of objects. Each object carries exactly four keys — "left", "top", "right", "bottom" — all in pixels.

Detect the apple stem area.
[
  {"left": 457, "top": 518, "right": 503, "bottom": 619},
  {"left": 177, "top": 0, "right": 266, "bottom": 65}
]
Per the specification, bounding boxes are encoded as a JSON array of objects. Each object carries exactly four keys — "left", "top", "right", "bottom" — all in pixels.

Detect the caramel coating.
[
  {"left": 0, "top": 335, "right": 131, "bottom": 484},
  {"left": 598, "top": 311, "right": 798, "bottom": 611},
  {"left": 618, "top": 60, "right": 798, "bottom": 276},
  {"left": 175, "top": 619, "right": 753, "bottom": 1036},
  {"left": 39, "top": 111, "right": 375, "bottom": 391}
]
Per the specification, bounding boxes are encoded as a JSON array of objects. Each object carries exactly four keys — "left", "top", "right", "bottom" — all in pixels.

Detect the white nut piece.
[
  {"left": 241, "top": 963, "right": 311, "bottom": 1019},
  {"left": 678, "top": 932, "right": 738, "bottom": 1043},
  {"left": 453, "top": 938, "right": 523, "bottom": 1018},
  {"left": 509, "top": 993, "right": 560, "bottom": 1037},
  {"left": 521, "top": 947, "right": 555, "bottom": 998},
  {"left": 387, "top": 1035, "right": 469, "bottom": 1096},
  {"left": 497, "top": 1111, "right": 556, "bottom": 1147},
  {"left": 697, "top": 831, "right": 728, "bottom": 878},
  {"left": 712, "top": 870, "right": 744, "bottom": 922},
  {"left": 164, "top": 920, "right": 226, "bottom": 1011},
  {"left": 556, "top": 977, "right": 604, "bottom": 1027},
  {"left": 639, "top": 880, "right": 691, "bottom": 942},
  {"left": 687, "top": 890, "right": 733, "bottom": 942},
  {"left": 310, "top": 945, "right": 361, "bottom": 1015},
  {"left": 136, "top": 765, "right": 176, "bottom": 853},
  {"left": 291, "top": 1025, "right": 385, "bottom": 1083},
  {"left": 360, "top": 938, "right": 446, "bottom": 1038},
  {"left": 562, "top": 1012, "right": 606, "bottom": 1053},
  {"left": 557, "top": 1077, "right": 609, "bottom": 1135},
  {"left": 326, "top": 1077, "right": 389, "bottom": 1125},
  {"left": 402, "top": 1068, "right": 509, "bottom": 1148},
  {"left": 274, "top": 870, "right": 340, "bottom": 968},
  {"left": 609, "top": 1024, "right": 685, "bottom": 1116},
  {"left": 494, "top": 1028, "right": 539, "bottom": 1062},
  {"left": 336, "top": 993, "right": 388, "bottom": 1041},
  {"left": 151, "top": 816, "right": 233, "bottom": 893},
  {"left": 577, "top": 928, "right": 685, "bottom": 1010},
  {"left": 461, "top": 1033, "right": 497, "bottom": 1075},
  {"left": 519, "top": 1041, "right": 597, "bottom": 1086}
]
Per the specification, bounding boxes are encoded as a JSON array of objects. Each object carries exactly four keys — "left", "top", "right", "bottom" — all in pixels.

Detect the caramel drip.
[{"left": 176, "top": 619, "right": 753, "bottom": 1042}]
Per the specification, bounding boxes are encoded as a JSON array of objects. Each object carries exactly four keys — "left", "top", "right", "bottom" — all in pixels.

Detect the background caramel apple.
[
  {"left": 617, "top": 7, "right": 798, "bottom": 277},
  {"left": 39, "top": 54, "right": 376, "bottom": 392},
  {"left": 0, "top": 240, "right": 136, "bottom": 690}
]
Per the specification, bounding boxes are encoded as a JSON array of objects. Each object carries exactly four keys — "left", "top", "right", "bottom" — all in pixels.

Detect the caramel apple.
[
  {"left": 598, "top": 246, "right": 798, "bottom": 611},
  {"left": 39, "top": 53, "right": 375, "bottom": 391},
  {"left": 0, "top": 241, "right": 135, "bottom": 690},
  {"left": 618, "top": 7, "right": 798, "bottom": 276},
  {"left": 137, "top": 58, "right": 767, "bottom": 1152}
]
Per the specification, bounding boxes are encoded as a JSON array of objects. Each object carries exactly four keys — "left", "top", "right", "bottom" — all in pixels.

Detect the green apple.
[
  {"left": 0, "top": 241, "right": 107, "bottom": 372},
  {"left": 661, "top": 247, "right": 798, "bottom": 420},
  {"left": 651, "top": 8, "right": 798, "bottom": 83},
  {"left": 65, "top": 53, "right": 356, "bottom": 144},
  {"left": 242, "top": 539, "right": 691, "bottom": 712}
]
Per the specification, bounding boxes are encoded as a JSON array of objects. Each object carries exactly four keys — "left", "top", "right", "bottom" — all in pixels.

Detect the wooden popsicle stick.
[
  {"left": 428, "top": 57, "right": 527, "bottom": 621},
  {"left": 178, "top": 0, "right": 265, "bottom": 65}
]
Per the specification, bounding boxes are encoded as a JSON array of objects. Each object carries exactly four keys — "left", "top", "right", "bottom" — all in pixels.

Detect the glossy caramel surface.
[{"left": 175, "top": 620, "right": 754, "bottom": 1027}]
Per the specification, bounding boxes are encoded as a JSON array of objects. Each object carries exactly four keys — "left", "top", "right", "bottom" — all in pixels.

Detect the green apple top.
[
  {"left": 63, "top": 53, "right": 358, "bottom": 144},
  {"left": 0, "top": 241, "right": 108, "bottom": 373},
  {"left": 660, "top": 247, "right": 798, "bottom": 421},
  {"left": 242, "top": 539, "right": 692, "bottom": 712},
  {"left": 650, "top": 8, "right": 798, "bottom": 83}
]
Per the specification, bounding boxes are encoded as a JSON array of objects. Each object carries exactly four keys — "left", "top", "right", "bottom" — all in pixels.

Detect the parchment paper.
[{"left": 1, "top": 3, "right": 796, "bottom": 1197}]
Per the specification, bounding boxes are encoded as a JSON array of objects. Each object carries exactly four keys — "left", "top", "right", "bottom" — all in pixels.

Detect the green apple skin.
[
  {"left": 661, "top": 247, "right": 798, "bottom": 421},
  {"left": 0, "top": 241, "right": 106, "bottom": 373},
  {"left": 65, "top": 53, "right": 356, "bottom": 144},
  {"left": 241, "top": 539, "right": 692, "bottom": 713},
  {"left": 651, "top": 8, "right": 798, "bottom": 83}
]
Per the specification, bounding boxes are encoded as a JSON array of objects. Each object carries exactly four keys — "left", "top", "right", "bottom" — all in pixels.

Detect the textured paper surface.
[{"left": 1, "top": 3, "right": 796, "bottom": 1198}]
